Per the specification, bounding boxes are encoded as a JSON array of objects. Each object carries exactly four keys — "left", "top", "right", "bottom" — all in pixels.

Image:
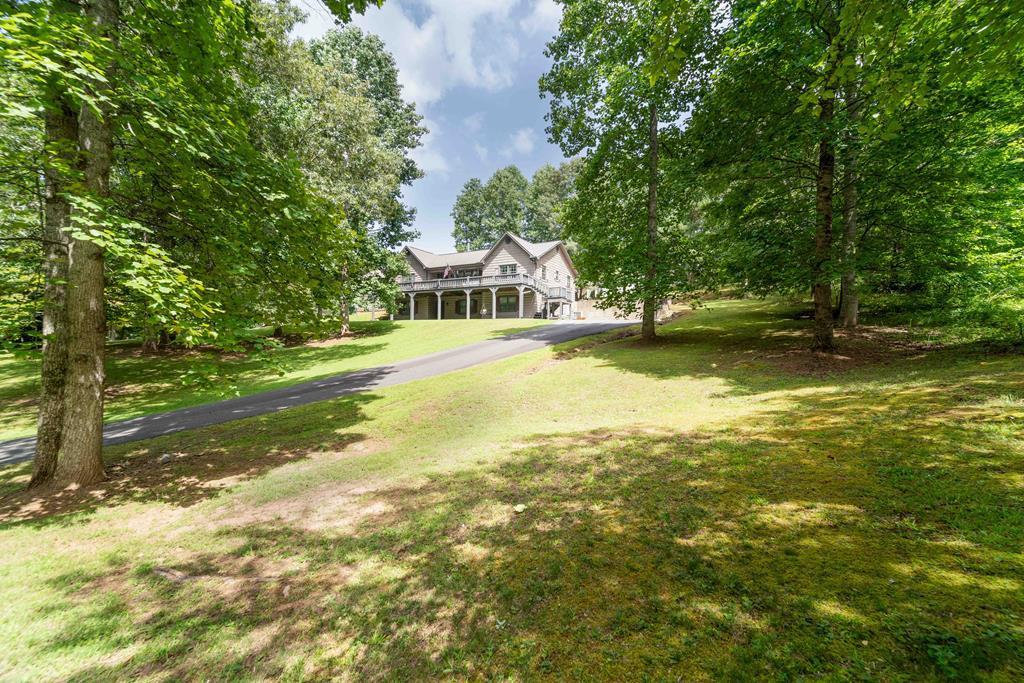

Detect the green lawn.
[
  {"left": 0, "top": 318, "right": 547, "bottom": 441},
  {"left": 0, "top": 299, "right": 1021, "bottom": 681}
]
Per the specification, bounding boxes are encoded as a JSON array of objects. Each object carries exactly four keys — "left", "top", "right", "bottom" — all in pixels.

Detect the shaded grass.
[
  {"left": 0, "top": 299, "right": 1021, "bottom": 680},
  {"left": 0, "top": 318, "right": 548, "bottom": 441}
]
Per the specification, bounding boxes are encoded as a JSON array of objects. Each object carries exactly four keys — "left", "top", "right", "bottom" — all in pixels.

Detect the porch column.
[
  {"left": 435, "top": 291, "right": 442, "bottom": 320},
  {"left": 490, "top": 288, "right": 497, "bottom": 319},
  {"left": 464, "top": 289, "right": 472, "bottom": 319},
  {"left": 517, "top": 285, "right": 525, "bottom": 318}
]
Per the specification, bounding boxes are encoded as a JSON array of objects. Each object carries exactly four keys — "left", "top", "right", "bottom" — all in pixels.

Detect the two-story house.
[{"left": 397, "top": 232, "right": 577, "bottom": 320}]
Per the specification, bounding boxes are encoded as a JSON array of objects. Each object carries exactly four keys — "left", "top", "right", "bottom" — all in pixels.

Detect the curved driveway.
[{"left": 0, "top": 321, "right": 632, "bottom": 467}]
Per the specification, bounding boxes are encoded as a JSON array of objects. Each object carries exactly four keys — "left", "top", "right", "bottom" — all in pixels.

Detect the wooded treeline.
[
  {"left": 541, "top": 0, "right": 1024, "bottom": 345},
  {"left": 0, "top": 0, "right": 405, "bottom": 487},
  {"left": 451, "top": 160, "right": 582, "bottom": 250}
]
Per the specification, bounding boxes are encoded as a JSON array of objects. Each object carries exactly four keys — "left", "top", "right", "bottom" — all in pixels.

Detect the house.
[{"left": 397, "top": 232, "right": 577, "bottom": 320}]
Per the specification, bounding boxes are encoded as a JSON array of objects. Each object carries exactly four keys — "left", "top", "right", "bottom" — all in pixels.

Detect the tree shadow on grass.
[
  {"left": 573, "top": 303, "right": 1024, "bottom": 397},
  {"left": 0, "top": 339, "right": 394, "bottom": 444},
  {"left": 34, "top": 373, "right": 1024, "bottom": 681},
  {"left": 0, "top": 392, "right": 382, "bottom": 529},
  {"left": 101, "top": 340, "right": 392, "bottom": 415}
]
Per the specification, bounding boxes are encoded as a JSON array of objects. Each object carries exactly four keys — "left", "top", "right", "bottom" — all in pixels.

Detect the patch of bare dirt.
[
  {"left": 210, "top": 478, "right": 394, "bottom": 533},
  {"left": 753, "top": 324, "right": 944, "bottom": 376},
  {"left": 0, "top": 436, "right": 361, "bottom": 523},
  {"left": 303, "top": 335, "right": 359, "bottom": 348}
]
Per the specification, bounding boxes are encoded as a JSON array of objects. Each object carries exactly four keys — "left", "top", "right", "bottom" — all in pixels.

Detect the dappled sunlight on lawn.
[
  {"left": 20, "top": 407, "right": 1023, "bottom": 680},
  {"left": 1, "top": 299, "right": 1021, "bottom": 680},
  {"left": 0, "top": 394, "right": 382, "bottom": 526},
  {"left": 0, "top": 318, "right": 550, "bottom": 441}
]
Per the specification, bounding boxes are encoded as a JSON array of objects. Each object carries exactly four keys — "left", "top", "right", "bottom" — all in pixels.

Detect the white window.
[
  {"left": 500, "top": 264, "right": 518, "bottom": 275},
  {"left": 542, "top": 265, "right": 547, "bottom": 279},
  {"left": 555, "top": 271, "right": 560, "bottom": 281}
]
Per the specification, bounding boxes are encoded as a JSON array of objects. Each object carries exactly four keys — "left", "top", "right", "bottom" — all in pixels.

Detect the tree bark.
[
  {"left": 54, "top": 0, "right": 119, "bottom": 487},
  {"left": 340, "top": 301, "right": 351, "bottom": 336},
  {"left": 339, "top": 264, "right": 351, "bottom": 336},
  {"left": 30, "top": 88, "right": 78, "bottom": 489},
  {"left": 839, "top": 79, "right": 861, "bottom": 328},
  {"left": 641, "top": 100, "right": 659, "bottom": 343},
  {"left": 812, "top": 94, "right": 837, "bottom": 352}
]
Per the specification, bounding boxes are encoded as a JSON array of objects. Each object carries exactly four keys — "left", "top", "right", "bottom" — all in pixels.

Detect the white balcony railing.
[
  {"left": 399, "top": 273, "right": 540, "bottom": 292},
  {"left": 398, "top": 274, "right": 573, "bottom": 301},
  {"left": 547, "top": 287, "right": 571, "bottom": 300}
]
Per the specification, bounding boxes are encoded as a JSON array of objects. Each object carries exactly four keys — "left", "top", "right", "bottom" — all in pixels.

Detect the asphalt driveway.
[{"left": 0, "top": 321, "right": 633, "bottom": 467}]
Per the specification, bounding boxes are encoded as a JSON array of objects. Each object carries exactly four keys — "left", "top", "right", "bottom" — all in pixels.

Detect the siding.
[
  {"left": 537, "top": 247, "right": 576, "bottom": 302},
  {"left": 482, "top": 238, "right": 534, "bottom": 277},
  {"left": 406, "top": 255, "right": 428, "bottom": 281}
]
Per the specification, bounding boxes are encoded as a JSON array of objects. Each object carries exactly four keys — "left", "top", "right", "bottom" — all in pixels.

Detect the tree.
[
  {"left": 451, "top": 165, "right": 529, "bottom": 250},
  {"left": 541, "top": 0, "right": 708, "bottom": 341},
  {"left": 650, "top": 0, "right": 1024, "bottom": 348},
  {"left": 52, "top": 0, "right": 117, "bottom": 485},
  {"left": 524, "top": 159, "right": 581, "bottom": 243},
  {"left": 482, "top": 165, "right": 529, "bottom": 244},
  {"left": 451, "top": 178, "right": 489, "bottom": 251},
  {"left": 1, "top": 0, "right": 388, "bottom": 489}
]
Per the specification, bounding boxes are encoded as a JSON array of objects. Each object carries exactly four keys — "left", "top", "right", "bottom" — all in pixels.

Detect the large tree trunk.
[
  {"left": 339, "top": 264, "right": 351, "bottom": 336},
  {"left": 54, "top": 0, "right": 119, "bottom": 487},
  {"left": 30, "top": 87, "right": 78, "bottom": 489},
  {"left": 640, "top": 100, "right": 659, "bottom": 342},
  {"left": 340, "top": 301, "right": 351, "bottom": 336},
  {"left": 812, "top": 95, "right": 837, "bottom": 352},
  {"left": 839, "top": 79, "right": 861, "bottom": 328}
]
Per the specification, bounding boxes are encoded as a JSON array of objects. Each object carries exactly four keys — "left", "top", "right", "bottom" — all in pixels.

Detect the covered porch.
[{"left": 399, "top": 286, "right": 539, "bottom": 320}]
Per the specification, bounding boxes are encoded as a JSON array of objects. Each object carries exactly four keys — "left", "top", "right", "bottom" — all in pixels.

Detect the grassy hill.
[
  {"left": 0, "top": 318, "right": 547, "bottom": 441},
  {"left": 0, "top": 299, "right": 1021, "bottom": 680}
]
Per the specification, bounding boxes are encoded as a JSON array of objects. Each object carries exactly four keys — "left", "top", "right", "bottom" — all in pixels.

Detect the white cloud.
[
  {"left": 502, "top": 127, "right": 536, "bottom": 157},
  {"left": 411, "top": 118, "right": 450, "bottom": 176},
  {"left": 520, "top": 0, "right": 561, "bottom": 36},
  {"left": 463, "top": 112, "right": 485, "bottom": 134},
  {"left": 474, "top": 143, "right": 489, "bottom": 161},
  {"left": 291, "top": 0, "right": 522, "bottom": 107}
]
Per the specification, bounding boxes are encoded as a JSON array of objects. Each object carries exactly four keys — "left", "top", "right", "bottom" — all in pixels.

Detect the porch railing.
[
  {"left": 398, "top": 273, "right": 540, "bottom": 292},
  {"left": 547, "top": 287, "right": 571, "bottom": 300}
]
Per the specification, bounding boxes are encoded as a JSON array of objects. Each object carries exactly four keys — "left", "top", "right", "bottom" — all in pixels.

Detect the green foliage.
[
  {"left": 524, "top": 159, "right": 581, "bottom": 243},
  {"left": 451, "top": 165, "right": 528, "bottom": 250},
  {"left": 541, "top": 0, "right": 709, "bottom": 316},
  {"left": 0, "top": 0, "right": 419, "bottom": 345},
  {"left": 451, "top": 162, "right": 581, "bottom": 250},
  {"left": 634, "top": 0, "right": 1024, "bottom": 339},
  {"left": 451, "top": 177, "right": 490, "bottom": 251}
]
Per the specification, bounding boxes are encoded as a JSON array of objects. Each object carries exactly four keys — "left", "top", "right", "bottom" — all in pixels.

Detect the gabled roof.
[
  {"left": 402, "top": 232, "right": 577, "bottom": 276},
  {"left": 403, "top": 245, "right": 488, "bottom": 269}
]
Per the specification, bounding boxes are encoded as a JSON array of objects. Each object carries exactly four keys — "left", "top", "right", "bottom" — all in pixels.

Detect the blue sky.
[{"left": 292, "top": 0, "right": 569, "bottom": 253}]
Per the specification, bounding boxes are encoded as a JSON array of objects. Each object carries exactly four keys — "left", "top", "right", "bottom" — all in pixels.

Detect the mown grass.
[
  {"left": 0, "top": 317, "right": 547, "bottom": 441},
  {"left": 0, "top": 299, "right": 1021, "bottom": 681}
]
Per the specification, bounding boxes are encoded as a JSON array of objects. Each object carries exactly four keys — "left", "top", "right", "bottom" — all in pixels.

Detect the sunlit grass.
[
  {"left": 0, "top": 317, "right": 548, "bottom": 441},
  {"left": 0, "top": 299, "right": 1020, "bottom": 680}
]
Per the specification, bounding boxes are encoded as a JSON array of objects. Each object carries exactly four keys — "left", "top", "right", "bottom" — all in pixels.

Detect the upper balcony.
[
  {"left": 546, "top": 287, "right": 571, "bottom": 300},
  {"left": 399, "top": 273, "right": 541, "bottom": 293}
]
